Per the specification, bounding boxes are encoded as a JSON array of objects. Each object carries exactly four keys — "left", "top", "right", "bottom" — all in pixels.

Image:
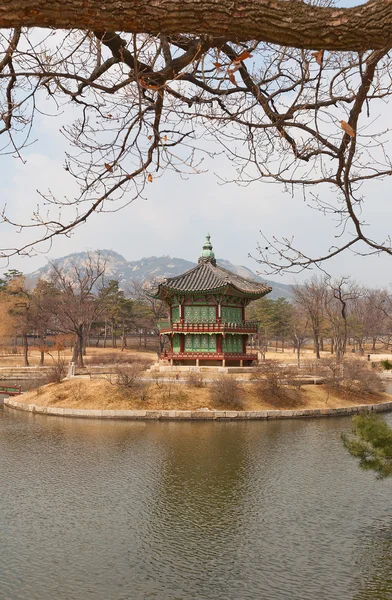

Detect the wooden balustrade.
[
  {"left": 158, "top": 321, "right": 258, "bottom": 333},
  {"left": 160, "top": 351, "right": 258, "bottom": 361}
]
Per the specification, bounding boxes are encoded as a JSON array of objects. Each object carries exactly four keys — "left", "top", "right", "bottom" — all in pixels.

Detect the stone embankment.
[
  {"left": 4, "top": 397, "right": 392, "bottom": 421},
  {"left": 0, "top": 367, "right": 53, "bottom": 380}
]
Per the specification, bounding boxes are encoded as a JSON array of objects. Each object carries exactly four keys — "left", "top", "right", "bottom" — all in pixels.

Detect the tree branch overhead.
[{"left": 1, "top": 0, "right": 392, "bottom": 51}]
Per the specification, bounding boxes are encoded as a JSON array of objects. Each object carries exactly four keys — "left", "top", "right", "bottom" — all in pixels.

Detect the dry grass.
[
  {"left": 0, "top": 346, "right": 157, "bottom": 367},
  {"left": 16, "top": 377, "right": 391, "bottom": 412}
]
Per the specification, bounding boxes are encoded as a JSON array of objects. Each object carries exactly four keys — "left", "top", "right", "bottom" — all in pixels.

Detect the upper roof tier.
[{"left": 151, "top": 235, "right": 272, "bottom": 299}]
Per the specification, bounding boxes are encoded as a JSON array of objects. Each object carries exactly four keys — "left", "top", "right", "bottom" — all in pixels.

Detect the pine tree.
[{"left": 342, "top": 414, "right": 392, "bottom": 479}]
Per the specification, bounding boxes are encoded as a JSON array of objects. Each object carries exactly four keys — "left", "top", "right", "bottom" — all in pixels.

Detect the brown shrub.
[
  {"left": 114, "top": 363, "right": 147, "bottom": 392},
  {"left": 341, "top": 359, "right": 385, "bottom": 396},
  {"left": 210, "top": 376, "right": 244, "bottom": 409},
  {"left": 45, "top": 358, "right": 67, "bottom": 384},
  {"left": 252, "top": 361, "right": 302, "bottom": 407},
  {"left": 306, "top": 357, "right": 385, "bottom": 397},
  {"left": 186, "top": 371, "right": 204, "bottom": 388}
]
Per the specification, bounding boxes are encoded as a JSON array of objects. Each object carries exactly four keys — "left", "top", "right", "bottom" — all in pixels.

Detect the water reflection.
[
  {"left": 1, "top": 409, "right": 392, "bottom": 600},
  {"left": 353, "top": 518, "right": 392, "bottom": 600}
]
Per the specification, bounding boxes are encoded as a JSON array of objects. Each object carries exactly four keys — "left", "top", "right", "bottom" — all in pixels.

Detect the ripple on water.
[{"left": 1, "top": 410, "right": 392, "bottom": 600}]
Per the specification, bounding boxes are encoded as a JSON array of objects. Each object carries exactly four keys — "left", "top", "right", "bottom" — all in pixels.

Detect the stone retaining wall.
[{"left": 4, "top": 397, "right": 392, "bottom": 420}]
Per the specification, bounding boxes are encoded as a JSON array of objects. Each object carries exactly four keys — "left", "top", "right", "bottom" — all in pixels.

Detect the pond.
[{"left": 1, "top": 406, "right": 392, "bottom": 600}]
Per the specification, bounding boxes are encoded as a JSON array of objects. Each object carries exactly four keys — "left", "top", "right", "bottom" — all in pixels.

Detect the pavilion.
[{"left": 153, "top": 235, "right": 271, "bottom": 367}]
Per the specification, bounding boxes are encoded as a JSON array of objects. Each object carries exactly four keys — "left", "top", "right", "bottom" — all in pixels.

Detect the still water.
[{"left": 1, "top": 407, "right": 392, "bottom": 600}]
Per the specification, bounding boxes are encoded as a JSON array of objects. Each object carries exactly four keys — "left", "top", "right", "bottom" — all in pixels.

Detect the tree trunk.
[
  {"left": 103, "top": 318, "right": 108, "bottom": 348},
  {"left": 1, "top": 0, "right": 391, "bottom": 52},
  {"left": 111, "top": 317, "right": 116, "bottom": 348},
  {"left": 23, "top": 333, "right": 29, "bottom": 367},
  {"left": 77, "top": 327, "right": 84, "bottom": 367},
  {"left": 39, "top": 334, "right": 45, "bottom": 366},
  {"left": 121, "top": 320, "right": 127, "bottom": 351},
  {"left": 314, "top": 334, "right": 320, "bottom": 359},
  {"left": 71, "top": 339, "right": 78, "bottom": 364}
]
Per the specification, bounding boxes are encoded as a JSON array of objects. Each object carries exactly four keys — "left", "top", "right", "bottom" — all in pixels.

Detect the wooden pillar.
[
  {"left": 240, "top": 360, "right": 243, "bottom": 367},
  {"left": 242, "top": 335, "right": 247, "bottom": 354},
  {"left": 180, "top": 334, "right": 185, "bottom": 353},
  {"left": 196, "top": 358, "right": 200, "bottom": 367},
  {"left": 217, "top": 334, "right": 222, "bottom": 353}
]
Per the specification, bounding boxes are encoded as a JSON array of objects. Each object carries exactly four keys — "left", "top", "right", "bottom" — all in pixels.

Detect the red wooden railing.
[
  {"left": 160, "top": 352, "right": 258, "bottom": 361},
  {"left": 0, "top": 385, "right": 22, "bottom": 396},
  {"left": 158, "top": 321, "right": 258, "bottom": 334}
]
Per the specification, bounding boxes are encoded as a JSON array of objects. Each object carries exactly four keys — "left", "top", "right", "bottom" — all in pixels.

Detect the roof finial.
[{"left": 199, "top": 233, "right": 216, "bottom": 265}]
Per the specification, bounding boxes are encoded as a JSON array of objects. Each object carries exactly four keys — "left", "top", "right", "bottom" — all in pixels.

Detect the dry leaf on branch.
[
  {"left": 311, "top": 50, "right": 324, "bottom": 66},
  {"left": 147, "top": 174, "right": 153, "bottom": 183},
  {"left": 340, "top": 120, "right": 355, "bottom": 137},
  {"left": 213, "top": 62, "right": 223, "bottom": 70},
  {"left": 228, "top": 70, "right": 237, "bottom": 85},
  {"left": 235, "top": 50, "right": 252, "bottom": 63},
  {"left": 104, "top": 163, "right": 113, "bottom": 172}
]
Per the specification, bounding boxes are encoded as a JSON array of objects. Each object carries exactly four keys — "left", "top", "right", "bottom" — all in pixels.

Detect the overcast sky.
[{"left": 1, "top": 0, "right": 390, "bottom": 287}]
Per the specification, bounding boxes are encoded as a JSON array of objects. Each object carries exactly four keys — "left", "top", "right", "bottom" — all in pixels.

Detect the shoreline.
[{"left": 5, "top": 395, "right": 392, "bottom": 421}]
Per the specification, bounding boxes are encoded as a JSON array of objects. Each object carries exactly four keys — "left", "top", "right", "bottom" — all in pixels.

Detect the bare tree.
[
  {"left": 292, "top": 277, "right": 327, "bottom": 359},
  {"left": 130, "top": 281, "right": 168, "bottom": 355},
  {"left": 368, "top": 288, "right": 392, "bottom": 351},
  {"left": 46, "top": 253, "right": 107, "bottom": 366},
  {"left": 324, "top": 277, "right": 360, "bottom": 361},
  {"left": 350, "top": 288, "right": 385, "bottom": 354},
  {"left": 290, "top": 305, "right": 310, "bottom": 368},
  {"left": 0, "top": 17, "right": 391, "bottom": 272}
]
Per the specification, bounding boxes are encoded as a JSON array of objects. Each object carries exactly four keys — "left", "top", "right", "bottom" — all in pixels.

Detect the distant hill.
[{"left": 28, "top": 249, "right": 294, "bottom": 301}]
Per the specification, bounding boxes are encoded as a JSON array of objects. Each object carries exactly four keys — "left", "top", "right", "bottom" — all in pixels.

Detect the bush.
[
  {"left": 45, "top": 358, "right": 67, "bottom": 383},
  {"left": 309, "top": 357, "right": 385, "bottom": 397},
  {"left": 252, "top": 361, "right": 302, "bottom": 406},
  {"left": 381, "top": 359, "right": 392, "bottom": 371},
  {"left": 186, "top": 371, "right": 204, "bottom": 388},
  {"left": 114, "top": 363, "right": 147, "bottom": 391},
  {"left": 341, "top": 359, "right": 385, "bottom": 396},
  {"left": 210, "top": 376, "right": 244, "bottom": 409}
]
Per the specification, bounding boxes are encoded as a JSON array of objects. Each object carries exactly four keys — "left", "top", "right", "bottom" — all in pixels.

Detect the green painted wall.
[
  {"left": 184, "top": 306, "right": 216, "bottom": 322},
  {"left": 172, "top": 306, "right": 180, "bottom": 322},
  {"left": 222, "top": 334, "right": 243, "bottom": 353},
  {"left": 221, "top": 307, "right": 242, "bottom": 323},
  {"left": 173, "top": 334, "right": 181, "bottom": 354},
  {"left": 184, "top": 334, "right": 216, "bottom": 352}
]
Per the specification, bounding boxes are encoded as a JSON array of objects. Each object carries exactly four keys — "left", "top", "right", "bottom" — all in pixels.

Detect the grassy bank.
[{"left": 16, "top": 377, "right": 391, "bottom": 412}]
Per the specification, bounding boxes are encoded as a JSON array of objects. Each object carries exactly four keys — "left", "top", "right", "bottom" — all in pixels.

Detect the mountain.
[{"left": 28, "top": 249, "right": 294, "bottom": 300}]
